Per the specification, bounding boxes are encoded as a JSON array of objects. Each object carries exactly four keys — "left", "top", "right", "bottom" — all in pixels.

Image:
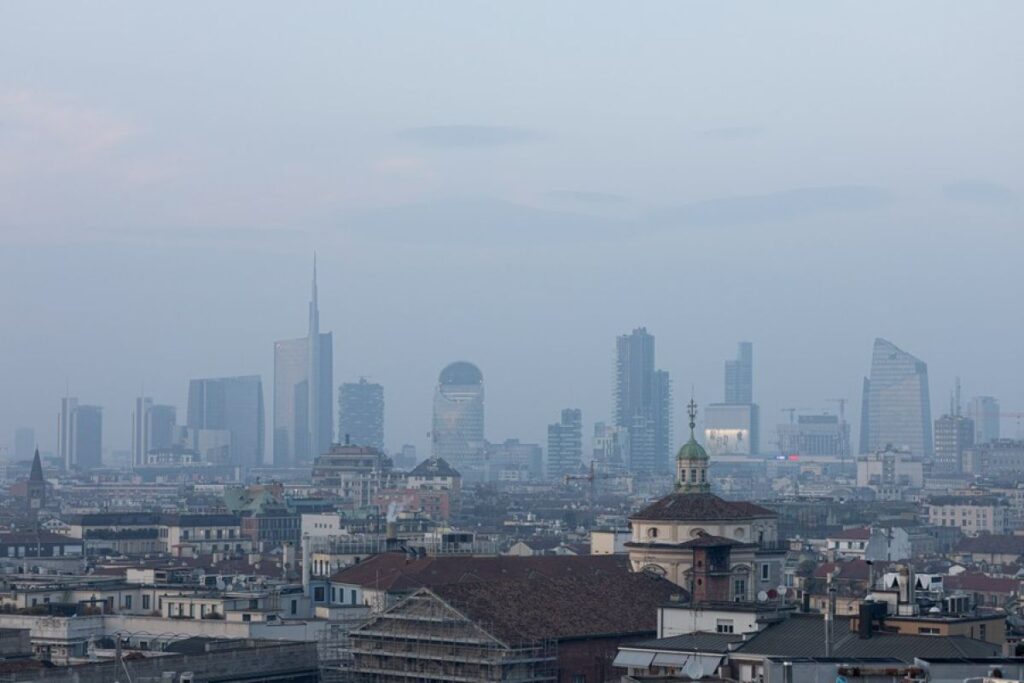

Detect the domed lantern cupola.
[{"left": 676, "top": 398, "right": 710, "bottom": 493}]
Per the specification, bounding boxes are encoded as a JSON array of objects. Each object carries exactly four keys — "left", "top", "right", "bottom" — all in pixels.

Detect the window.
[
  {"left": 716, "top": 619, "right": 735, "bottom": 634},
  {"left": 919, "top": 627, "right": 940, "bottom": 635},
  {"left": 291, "top": 599, "right": 297, "bottom": 615},
  {"left": 761, "top": 564, "right": 770, "bottom": 581},
  {"left": 314, "top": 586, "right": 325, "bottom": 602},
  {"left": 350, "top": 589, "right": 357, "bottom": 604},
  {"left": 124, "top": 595, "right": 132, "bottom": 609},
  {"left": 733, "top": 579, "right": 746, "bottom": 601},
  {"left": 980, "top": 624, "right": 987, "bottom": 640},
  {"left": 648, "top": 527, "right": 658, "bottom": 539}
]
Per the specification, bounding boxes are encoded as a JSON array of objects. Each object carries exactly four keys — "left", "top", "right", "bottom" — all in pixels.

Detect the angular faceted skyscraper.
[
  {"left": 859, "top": 338, "right": 932, "bottom": 457},
  {"left": 614, "top": 328, "right": 672, "bottom": 475},
  {"left": 432, "top": 362, "right": 485, "bottom": 479},
  {"left": 273, "top": 257, "right": 334, "bottom": 466}
]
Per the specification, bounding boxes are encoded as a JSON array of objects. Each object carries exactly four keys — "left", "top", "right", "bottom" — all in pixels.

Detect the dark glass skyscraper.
[
  {"left": 967, "top": 395, "right": 1000, "bottom": 445},
  {"left": 338, "top": 378, "right": 385, "bottom": 450},
  {"left": 273, "top": 258, "right": 333, "bottom": 466},
  {"left": 432, "top": 361, "right": 485, "bottom": 479},
  {"left": 131, "top": 397, "right": 176, "bottom": 467},
  {"left": 187, "top": 375, "right": 265, "bottom": 470},
  {"left": 614, "top": 328, "right": 672, "bottom": 475},
  {"left": 58, "top": 398, "right": 102, "bottom": 471},
  {"left": 724, "top": 341, "right": 753, "bottom": 405},
  {"left": 547, "top": 408, "right": 583, "bottom": 479},
  {"left": 859, "top": 338, "right": 932, "bottom": 457}
]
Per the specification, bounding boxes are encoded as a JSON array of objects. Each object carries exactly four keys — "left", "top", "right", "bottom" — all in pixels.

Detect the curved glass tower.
[
  {"left": 859, "top": 338, "right": 932, "bottom": 457},
  {"left": 432, "top": 361, "right": 485, "bottom": 478}
]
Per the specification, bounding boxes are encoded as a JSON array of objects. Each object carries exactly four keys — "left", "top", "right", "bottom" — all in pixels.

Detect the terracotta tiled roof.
[
  {"left": 945, "top": 572, "right": 1021, "bottom": 594},
  {"left": 812, "top": 558, "right": 891, "bottom": 581},
  {"left": 330, "top": 552, "right": 629, "bottom": 592},
  {"left": 429, "top": 570, "right": 682, "bottom": 644},
  {"left": 630, "top": 492, "right": 776, "bottom": 522}
]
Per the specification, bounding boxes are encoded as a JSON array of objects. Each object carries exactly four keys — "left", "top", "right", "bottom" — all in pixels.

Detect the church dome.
[{"left": 677, "top": 436, "right": 708, "bottom": 462}]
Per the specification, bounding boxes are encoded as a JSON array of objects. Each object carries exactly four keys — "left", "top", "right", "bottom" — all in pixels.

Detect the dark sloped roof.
[
  {"left": 812, "top": 559, "right": 891, "bottom": 581},
  {"left": 331, "top": 552, "right": 631, "bottom": 592},
  {"left": 735, "top": 614, "right": 1000, "bottom": 660},
  {"left": 409, "top": 456, "right": 460, "bottom": 478},
  {"left": 29, "top": 450, "right": 44, "bottom": 482},
  {"left": 626, "top": 632, "right": 742, "bottom": 653},
  {"left": 0, "top": 531, "right": 80, "bottom": 545},
  {"left": 955, "top": 535, "right": 1024, "bottom": 556},
  {"left": 631, "top": 492, "right": 777, "bottom": 522},
  {"left": 678, "top": 535, "right": 745, "bottom": 548},
  {"left": 945, "top": 572, "right": 1021, "bottom": 593},
  {"left": 430, "top": 570, "right": 682, "bottom": 644},
  {"left": 829, "top": 527, "right": 871, "bottom": 540}
]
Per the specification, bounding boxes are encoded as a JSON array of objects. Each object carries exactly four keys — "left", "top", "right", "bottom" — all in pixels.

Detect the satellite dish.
[
  {"left": 777, "top": 585, "right": 787, "bottom": 595},
  {"left": 757, "top": 591, "right": 769, "bottom": 602}
]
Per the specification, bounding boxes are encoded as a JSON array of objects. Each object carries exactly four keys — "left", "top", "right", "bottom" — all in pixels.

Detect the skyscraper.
[
  {"left": 967, "top": 396, "right": 1000, "bottom": 445},
  {"left": 58, "top": 398, "right": 102, "bottom": 471},
  {"left": 706, "top": 341, "right": 760, "bottom": 455},
  {"left": 131, "top": 397, "right": 177, "bottom": 467},
  {"left": 338, "top": 378, "right": 385, "bottom": 450},
  {"left": 432, "top": 362, "right": 485, "bottom": 479},
  {"left": 273, "top": 258, "right": 334, "bottom": 466},
  {"left": 13, "top": 427, "right": 35, "bottom": 461},
  {"left": 614, "top": 328, "right": 672, "bottom": 475},
  {"left": 187, "top": 375, "right": 265, "bottom": 470},
  {"left": 547, "top": 408, "right": 583, "bottom": 479},
  {"left": 934, "top": 413, "right": 975, "bottom": 473},
  {"left": 724, "top": 341, "right": 753, "bottom": 404},
  {"left": 859, "top": 338, "right": 933, "bottom": 457}
]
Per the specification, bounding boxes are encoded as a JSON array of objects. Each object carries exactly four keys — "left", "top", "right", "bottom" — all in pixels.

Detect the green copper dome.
[
  {"left": 677, "top": 435, "right": 709, "bottom": 461},
  {"left": 677, "top": 397, "right": 708, "bottom": 461}
]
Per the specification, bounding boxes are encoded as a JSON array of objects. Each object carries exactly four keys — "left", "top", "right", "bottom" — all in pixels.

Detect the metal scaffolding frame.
[{"left": 343, "top": 592, "right": 557, "bottom": 682}]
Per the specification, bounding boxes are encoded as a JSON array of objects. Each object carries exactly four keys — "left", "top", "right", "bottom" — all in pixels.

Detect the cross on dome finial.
[{"left": 687, "top": 397, "right": 698, "bottom": 436}]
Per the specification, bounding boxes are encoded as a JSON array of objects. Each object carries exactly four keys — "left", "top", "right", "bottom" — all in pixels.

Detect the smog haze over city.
[
  {"left": 2, "top": 2, "right": 1022, "bottom": 456},
  {"left": 7, "top": 5, "right": 1024, "bottom": 683}
]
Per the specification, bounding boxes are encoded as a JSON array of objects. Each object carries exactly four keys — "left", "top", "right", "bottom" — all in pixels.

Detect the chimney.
[{"left": 301, "top": 534, "right": 311, "bottom": 596}]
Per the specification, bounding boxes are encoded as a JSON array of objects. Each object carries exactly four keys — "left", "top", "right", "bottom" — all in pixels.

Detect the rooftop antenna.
[{"left": 954, "top": 376, "right": 962, "bottom": 417}]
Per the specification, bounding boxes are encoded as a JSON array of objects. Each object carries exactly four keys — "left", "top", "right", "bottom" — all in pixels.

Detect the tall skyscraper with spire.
[{"left": 273, "top": 257, "right": 334, "bottom": 466}]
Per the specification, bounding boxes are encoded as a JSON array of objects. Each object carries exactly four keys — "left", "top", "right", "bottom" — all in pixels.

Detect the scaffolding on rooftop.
[{"left": 342, "top": 591, "right": 557, "bottom": 682}]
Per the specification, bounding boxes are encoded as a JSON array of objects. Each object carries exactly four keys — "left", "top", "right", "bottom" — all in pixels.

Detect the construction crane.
[
  {"left": 826, "top": 398, "right": 850, "bottom": 464},
  {"left": 780, "top": 408, "right": 810, "bottom": 424},
  {"left": 826, "top": 398, "right": 848, "bottom": 423}
]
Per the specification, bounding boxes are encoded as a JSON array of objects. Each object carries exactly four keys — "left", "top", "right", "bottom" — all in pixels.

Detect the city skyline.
[
  {"left": 2, "top": 3, "right": 1022, "bottom": 463},
  {"left": 4, "top": 325, "right": 1019, "bottom": 464}
]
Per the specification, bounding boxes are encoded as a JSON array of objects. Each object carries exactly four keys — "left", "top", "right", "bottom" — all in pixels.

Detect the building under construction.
[
  {"left": 347, "top": 589, "right": 556, "bottom": 682},
  {"left": 342, "top": 569, "right": 679, "bottom": 682}
]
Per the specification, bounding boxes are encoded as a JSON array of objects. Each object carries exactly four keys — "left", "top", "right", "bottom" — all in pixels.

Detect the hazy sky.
[{"left": 2, "top": 2, "right": 1022, "bottom": 459}]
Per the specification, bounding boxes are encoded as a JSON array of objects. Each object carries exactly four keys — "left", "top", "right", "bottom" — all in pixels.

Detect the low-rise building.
[{"left": 926, "top": 495, "right": 1010, "bottom": 536}]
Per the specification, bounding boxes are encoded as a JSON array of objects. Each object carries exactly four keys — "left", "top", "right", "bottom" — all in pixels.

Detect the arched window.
[{"left": 648, "top": 527, "right": 659, "bottom": 539}]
